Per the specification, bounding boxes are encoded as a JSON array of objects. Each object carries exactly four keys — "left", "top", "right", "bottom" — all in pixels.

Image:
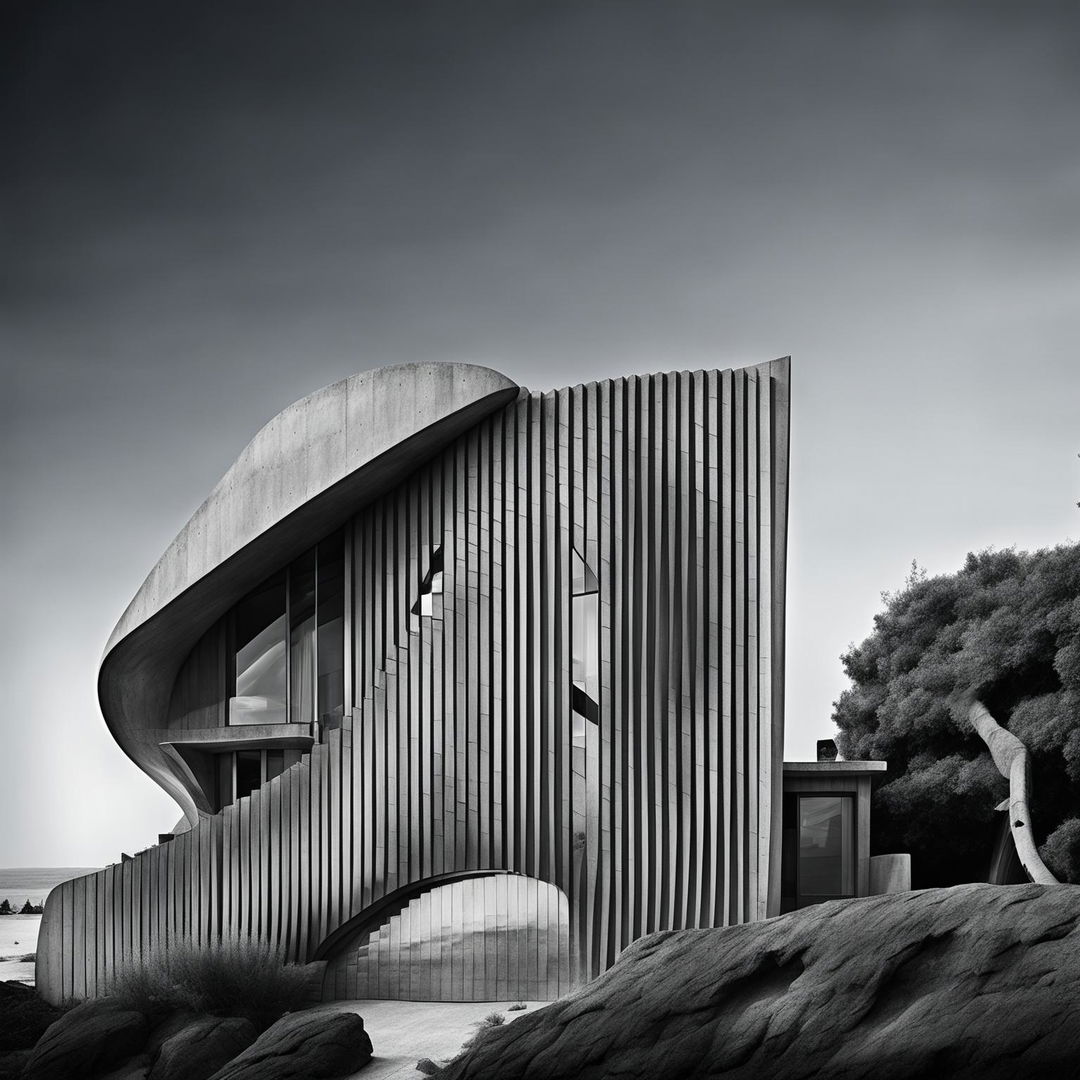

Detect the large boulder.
[
  {"left": 98, "top": 1056, "right": 151, "bottom": 1080},
  {"left": 443, "top": 883, "right": 1080, "bottom": 1080},
  {"left": 144, "top": 1011, "right": 203, "bottom": 1061},
  {"left": 0, "top": 1049, "right": 30, "bottom": 1080},
  {"left": 22, "top": 998, "right": 149, "bottom": 1080},
  {"left": 206, "top": 1009, "right": 372, "bottom": 1080},
  {"left": 149, "top": 1017, "right": 258, "bottom": 1080},
  {"left": 0, "top": 982, "right": 64, "bottom": 1054}
]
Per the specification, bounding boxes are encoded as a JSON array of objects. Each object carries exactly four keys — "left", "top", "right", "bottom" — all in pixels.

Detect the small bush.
[
  {"left": 507, "top": 1001, "right": 527, "bottom": 1011},
  {"left": 1041, "top": 817, "right": 1080, "bottom": 883},
  {"left": 459, "top": 1011, "right": 506, "bottom": 1054},
  {"left": 106, "top": 958, "right": 175, "bottom": 1019},
  {"left": 108, "top": 937, "right": 312, "bottom": 1030}
]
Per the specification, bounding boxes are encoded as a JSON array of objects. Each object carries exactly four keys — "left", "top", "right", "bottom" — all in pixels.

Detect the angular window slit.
[
  {"left": 411, "top": 545, "right": 445, "bottom": 619},
  {"left": 571, "top": 547, "right": 599, "bottom": 734}
]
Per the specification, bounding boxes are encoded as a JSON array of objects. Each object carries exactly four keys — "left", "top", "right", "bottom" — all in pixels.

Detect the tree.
[
  {"left": 834, "top": 543, "right": 1080, "bottom": 888},
  {"left": 18, "top": 900, "right": 42, "bottom": 915},
  {"left": 0, "top": 899, "right": 12, "bottom": 915}
]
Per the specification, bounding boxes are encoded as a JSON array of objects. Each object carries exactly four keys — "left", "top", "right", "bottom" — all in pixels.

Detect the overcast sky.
[{"left": 3, "top": 0, "right": 1078, "bottom": 867}]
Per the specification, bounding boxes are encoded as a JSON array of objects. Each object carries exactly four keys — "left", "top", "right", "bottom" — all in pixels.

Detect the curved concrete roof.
[{"left": 100, "top": 362, "right": 519, "bottom": 823}]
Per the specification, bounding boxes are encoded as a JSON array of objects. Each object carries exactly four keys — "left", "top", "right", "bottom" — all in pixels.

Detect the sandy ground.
[
  {"left": 0, "top": 919, "right": 547, "bottom": 1071},
  {"left": 332, "top": 999, "right": 548, "bottom": 1080},
  {"left": 0, "top": 915, "right": 39, "bottom": 985}
]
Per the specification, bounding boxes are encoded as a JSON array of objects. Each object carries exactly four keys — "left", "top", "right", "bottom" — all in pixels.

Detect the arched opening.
[{"left": 321, "top": 873, "right": 571, "bottom": 1001}]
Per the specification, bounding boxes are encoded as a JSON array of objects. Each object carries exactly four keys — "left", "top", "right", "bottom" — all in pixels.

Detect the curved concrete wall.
[
  {"left": 39, "top": 359, "right": 790, "bottom": 1005},
  {"left": 98, "top": 363, "right": 520, "bottom": 822}
]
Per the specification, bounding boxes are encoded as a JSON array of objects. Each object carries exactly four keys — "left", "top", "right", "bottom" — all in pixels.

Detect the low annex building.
[{"left": 38, "top": 358, "right": 898, "bottom": 1005}]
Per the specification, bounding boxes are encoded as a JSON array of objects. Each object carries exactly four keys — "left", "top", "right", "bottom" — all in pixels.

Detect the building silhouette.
[{"left": 38, "top": 358, "right": 819, "bottom": 1003}]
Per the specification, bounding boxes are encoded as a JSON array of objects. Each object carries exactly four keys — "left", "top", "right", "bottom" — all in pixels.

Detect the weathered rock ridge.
[
  {"left": 206, "top": 1009, "right": 372, "bottom": 1080},
  {"left": 443, "top": 883, "right": 1080, "bottom": 1080}
]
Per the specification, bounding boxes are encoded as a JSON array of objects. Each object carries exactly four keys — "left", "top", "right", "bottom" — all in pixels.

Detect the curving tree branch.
[{"left": 967, "top": 699, "right": 1058, "bottom": 884}]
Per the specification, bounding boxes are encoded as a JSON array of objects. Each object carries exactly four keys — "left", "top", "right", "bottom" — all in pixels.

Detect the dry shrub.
[{"left": 108, "top": 937, "right": 312, "bottom": 1030}]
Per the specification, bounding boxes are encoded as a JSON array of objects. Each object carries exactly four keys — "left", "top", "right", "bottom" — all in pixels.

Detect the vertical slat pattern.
[{"left": 37, "top": 361, "right": 789, "bottom": 1006}]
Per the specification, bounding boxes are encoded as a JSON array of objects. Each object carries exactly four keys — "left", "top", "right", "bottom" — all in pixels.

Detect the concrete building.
[{"left": 38, "top": 358, "right": 898, "bottom": 1005}]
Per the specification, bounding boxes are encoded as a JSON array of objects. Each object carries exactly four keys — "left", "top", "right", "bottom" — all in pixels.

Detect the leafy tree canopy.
[{"left": 833, "top": 544, "right": 1080, "bottom": 887}]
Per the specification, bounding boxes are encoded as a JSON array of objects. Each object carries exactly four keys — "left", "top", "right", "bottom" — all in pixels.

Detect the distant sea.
[{"left": 0, "top": 868, "right": 101, "bottom": 908}]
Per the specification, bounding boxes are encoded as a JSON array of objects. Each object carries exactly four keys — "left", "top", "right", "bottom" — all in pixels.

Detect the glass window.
[
  {"left": 412, "top": 545, "right": 444, "bottom": 619},
  {"left": 289, "top": 549, "right": 317, "bottom": 728},
  {"left": 317, "top": 531, "right": 345, "bottom": 724},
  {"left": 571, "top": 548, "right": 599, "bottom": 736},
  {"left": 798, "top": 795, "right": 854, "bottom": 903},
  {"left": 215, "top": 749, "right": 292, "bottom": 809},
  {"left": 231, "top": 572, "right": 287, "bottom": 725},
  {"left": 226, "top": 531, "right": 345, "bottom": 733},
  {"left": 571, "top": 548, "right": 599, "bottom": 596}
]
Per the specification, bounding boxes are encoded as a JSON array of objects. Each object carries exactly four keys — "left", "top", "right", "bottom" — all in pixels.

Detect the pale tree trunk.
[{"left": 967, "top": 699, "right": 1058, "bottom": 885}]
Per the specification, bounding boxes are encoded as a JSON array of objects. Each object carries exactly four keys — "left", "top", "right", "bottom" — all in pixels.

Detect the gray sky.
[{"left": 3, "top": 0, "right": 1078, "bottom": 867}]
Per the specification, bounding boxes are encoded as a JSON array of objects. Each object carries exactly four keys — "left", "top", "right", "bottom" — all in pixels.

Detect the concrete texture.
[
  {"left": 329, "top": 1000, "right": 544, "bottom": 1080},
  {"left": 42, "top": 360, "right": 793, "bottom": 1008},
  {"left": 440, "top": 883, "right": 1080, "bottom": 1080},
  {"left": 870, "top": 853, "right": 912, "bottom": 894},
  {"left": 99, "top": 362, "right": 519, "bottom": 824}
]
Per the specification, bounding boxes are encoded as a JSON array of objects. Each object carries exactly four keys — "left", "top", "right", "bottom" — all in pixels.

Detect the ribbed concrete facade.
[{"left": 38, "top": 360, "right": 790, "bottom": 1004}]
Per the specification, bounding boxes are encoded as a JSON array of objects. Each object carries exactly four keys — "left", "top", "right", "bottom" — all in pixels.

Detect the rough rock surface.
[
  {"left": 0, "top": 981, "right": 65, "bottom": 1054},
  {"left": 150, "top": 1016, "right": 258, "bottom": 1080},
  {"left": 206, "top": 1009, "right": 372, "bottom": 1080},
  {"left": 22, "top": 998, "right": 149, "bottom": 1080},
  {"left": 0, "top": 1049, "right": 30, "bottom": 1080},
  {"left": 144, "top": 1011, "right": 202, "bottom": 1060},
  {"left": 98, "top": 1054, "right": 151, "bottom": 1080},
  {"left": 444, "top": 883, "right": 1080, "bottom": 1080}
]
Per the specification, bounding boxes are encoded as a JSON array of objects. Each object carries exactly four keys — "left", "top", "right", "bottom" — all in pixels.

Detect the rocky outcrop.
[
  {"left": 98, "top": 1056, "right": 152, "bottom": 1080},
  {"left": 19, "top": 994, "right": 367, "bottom": 1080},
  {"left": 206, "top": 1009, "right": 372, "bottom": 1079},
  {"left": 0, "top": 982, "right": 65, "bottom": 1055},
  {"left": 443, "top": 883, "right": 1080, "bottom": 1080},
  {"left": 150, "top": 1017, "right": 258, "bottom": 1080},
  {"left": 22, "top": 998, "right": 149, "bottom": 1080}
]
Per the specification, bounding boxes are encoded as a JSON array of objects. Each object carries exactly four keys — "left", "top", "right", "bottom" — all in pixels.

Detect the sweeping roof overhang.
[{"left": 98, "top": 362, "right": 519, "bottom": 821}]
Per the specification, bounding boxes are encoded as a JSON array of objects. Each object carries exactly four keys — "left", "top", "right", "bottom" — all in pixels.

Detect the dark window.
[
  {"left": 235, "top": 750, "right": 262, "bottom": 801},
  {"left": 231, "top": 572, "right": 287, "bottom": 724},
  {"left": 216, "top": 753, "right": 234, "bottom": 809},
  {"left": 797, "top": 795, "right": 854, "bottom": 905},
  {"left": 215, "top": 748, "right": 295, "bottom": 809},
  {"left": 265, "top": 749, "right": 285, "bottom": 783}
]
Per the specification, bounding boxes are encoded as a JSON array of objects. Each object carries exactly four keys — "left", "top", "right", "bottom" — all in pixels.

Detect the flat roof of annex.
[{"left": 783, "top": 761, "right": 887, "bottom": 777}]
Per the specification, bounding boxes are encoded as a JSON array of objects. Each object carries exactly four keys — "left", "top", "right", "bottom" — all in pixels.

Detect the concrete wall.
[
  {"left": 870, "top": 854, "right": 912, "bottom": 894},
  {"left": 38, "top": 360, "right": 790, "bottom": 1005},
  {"left": 324, "top": 875, "right": 571, "bottom": 1001}
]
